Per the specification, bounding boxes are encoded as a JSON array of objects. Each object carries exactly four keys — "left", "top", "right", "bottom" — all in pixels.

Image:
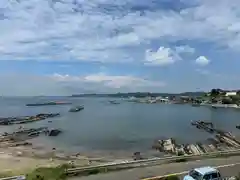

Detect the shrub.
[
  {"left": 26, "top": 165, "right": 69, "bottom": 180},
  {"left": 164, "top": 175, "right": 180, "bottom": 180},
  {"left": 175, "top": 158, "right": 187, "bottom": 163}
]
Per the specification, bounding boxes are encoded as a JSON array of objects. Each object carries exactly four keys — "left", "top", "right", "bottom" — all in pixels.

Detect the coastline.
[
  {"left": 200, "top": 103, "right": 240, "bottom": 109},
  {"left": 0, "top": 142, "right": 114, "bottom": 176}
]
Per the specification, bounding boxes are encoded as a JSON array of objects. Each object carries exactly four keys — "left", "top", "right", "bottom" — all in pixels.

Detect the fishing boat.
[
  {"left": 48, "top": 129, "right": 62, "bottom": 136},
  {"left": 109, "top": 100, "right": 120, "bottom": 104},
  {"left": 26, "top": 101, "right": 72, "bottom": 106},
  {"left": 69, "top": 106, "right": 84, "bottom": 112}
]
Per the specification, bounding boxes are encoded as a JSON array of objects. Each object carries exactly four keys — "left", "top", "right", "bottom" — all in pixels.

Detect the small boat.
[
  {"left": 192, "top": 103, "right": 200, "bottom": 107},
  {"left": 48, "top": 129, "right": 62, "bottom": 136},
  {"left": 69, "top": 106, "right": 84, "bottom": 112},
  {"left": 109, "top": 100, "right": 120, "bottom": 105},
  {"left": 236, "top": 125, "right": 240, "bottom": 129}
]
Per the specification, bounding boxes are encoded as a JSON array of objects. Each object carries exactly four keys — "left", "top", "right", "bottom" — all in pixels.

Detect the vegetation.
[
  {"left": 26, "top": 165, "right": 69, "bottom": 180},
  {"left": 161, "top": 175, "right": 180, "bottom": 180},
  {"left": 71, "top": 91, "right": 205, "bottom": 98}
]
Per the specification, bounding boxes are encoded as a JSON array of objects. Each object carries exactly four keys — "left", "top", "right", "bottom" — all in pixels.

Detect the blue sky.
[{"left": 0, "top": 0, "right": 240, "bottom": 95}]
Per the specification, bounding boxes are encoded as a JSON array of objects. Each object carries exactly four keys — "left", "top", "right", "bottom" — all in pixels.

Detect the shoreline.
[
  {"left": 0, "top": 140, "right": 165, "bottom": 175},
  {"left": 0, "top": 142, "right": 116, "bottom": 175}
]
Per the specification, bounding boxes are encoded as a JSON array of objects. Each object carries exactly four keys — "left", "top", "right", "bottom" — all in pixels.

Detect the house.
[
  {"left": 159, "top": 98, "right": 169, "bottom": 103},
  {"left": 225, "top": 91, "right": 237, "bottom": 96}
]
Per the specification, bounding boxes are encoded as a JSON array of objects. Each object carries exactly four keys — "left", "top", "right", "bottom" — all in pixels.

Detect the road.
[{"left": 70, "top": 156, "right": 240, "bottom": 180}]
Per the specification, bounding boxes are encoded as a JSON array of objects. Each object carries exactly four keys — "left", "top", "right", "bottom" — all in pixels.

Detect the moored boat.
[
  {"left": 109, "top": 100, "right": 120, "bottom": 104},
  {"left": 69, "top": 106, "right": 84, "bottom": 112}
]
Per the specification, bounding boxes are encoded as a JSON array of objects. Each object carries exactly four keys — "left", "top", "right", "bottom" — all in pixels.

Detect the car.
[{"left": 183, "top": 166, "right": 221, "bottom": 180}]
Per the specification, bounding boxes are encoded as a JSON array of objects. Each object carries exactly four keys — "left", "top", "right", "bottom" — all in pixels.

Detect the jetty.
[{"left": 0, "top": 113, "right": 60, "bottom": 125}]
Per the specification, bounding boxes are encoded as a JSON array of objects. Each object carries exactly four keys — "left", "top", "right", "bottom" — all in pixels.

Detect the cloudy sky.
[{"left": 0, "top": 0, "right": 240, "bottom": 96}]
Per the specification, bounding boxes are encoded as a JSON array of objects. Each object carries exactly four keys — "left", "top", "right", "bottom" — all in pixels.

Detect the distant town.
[{"left": 72, "top": 89, "right": 240, "bottom": 108}]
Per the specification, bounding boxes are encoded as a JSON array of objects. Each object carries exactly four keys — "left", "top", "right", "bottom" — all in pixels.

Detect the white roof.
[{"left": 195, "top": 166, "right": 218, "bottom": 175}]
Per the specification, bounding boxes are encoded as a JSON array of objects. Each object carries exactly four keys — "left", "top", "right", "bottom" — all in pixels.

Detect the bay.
[{"left": 0, "top": 96, "right": 239, "bottom": 158}]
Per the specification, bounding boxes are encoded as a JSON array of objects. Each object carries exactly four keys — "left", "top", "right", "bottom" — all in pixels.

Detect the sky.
[{"left": 0, "top": 0, "right": 240, "bottom": 96}]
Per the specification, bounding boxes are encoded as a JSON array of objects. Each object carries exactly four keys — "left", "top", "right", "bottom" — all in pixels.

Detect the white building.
[{"left": 225, "top": 91, "right": 237, "bottom": 96}]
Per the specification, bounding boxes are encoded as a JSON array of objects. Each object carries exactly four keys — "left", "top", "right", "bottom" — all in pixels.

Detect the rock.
[{"left": 17, "top": 151, "right": 23, "bottom": 156}]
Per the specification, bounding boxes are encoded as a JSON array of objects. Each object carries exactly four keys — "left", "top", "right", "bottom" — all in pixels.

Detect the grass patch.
[
  {"left": 0, "top": 169, "right": 30, "bottom": 178},
  {"left": 156, "top": 175, "right": 180, "bottom": 180},
  {"left": 164, "top": 175, "right": 180, "bottom": 180},
  {"left": 26, "top": 164, "right": 70, "bottom": 180}
]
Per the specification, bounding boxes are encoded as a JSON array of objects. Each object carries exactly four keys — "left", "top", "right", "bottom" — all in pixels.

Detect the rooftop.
[{"left": 195, "top": 166, "right": 218, "bottom": 175}]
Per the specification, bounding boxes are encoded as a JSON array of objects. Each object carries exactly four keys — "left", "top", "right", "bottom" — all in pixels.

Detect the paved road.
[{"left": 70, "top": 156, "right": 240, "bottom": 180}]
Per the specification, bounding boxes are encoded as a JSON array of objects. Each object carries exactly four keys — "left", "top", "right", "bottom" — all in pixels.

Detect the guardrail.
[
  {"left": 66, "top": 149, "right": 240, "bottom": 174},
  {"left": 0, "top": 175, "right": 26, "bottom": 180}
]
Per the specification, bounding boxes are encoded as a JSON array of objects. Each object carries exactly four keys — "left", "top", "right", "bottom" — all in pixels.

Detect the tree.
[
  {"left": 230, "top": 95, "right": 240, "bottom": 105},
  {"left": 222, "top": 98, "right": 232, "bottom": 104},
  {"left": 210, "top": 89, "right": 220, "bottom": 97}
]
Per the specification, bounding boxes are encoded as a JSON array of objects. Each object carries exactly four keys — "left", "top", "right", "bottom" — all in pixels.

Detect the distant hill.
[{"left": 71, "top": 91, "right": 205, "bottom": 98}]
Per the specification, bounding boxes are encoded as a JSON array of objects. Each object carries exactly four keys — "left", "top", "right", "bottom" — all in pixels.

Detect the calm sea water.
[{"left": 0, "top": 97, "right": 240, "bottom": 158}]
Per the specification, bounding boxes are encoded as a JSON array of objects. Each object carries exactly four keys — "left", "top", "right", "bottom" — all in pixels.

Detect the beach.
[{"left": 0, "top": 143, "right": 107, "bottom": 176}]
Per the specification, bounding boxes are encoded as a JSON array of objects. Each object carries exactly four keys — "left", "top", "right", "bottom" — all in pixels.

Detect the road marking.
[
  {"left": 141, "top": 162, "right": 240, "bottom": 180},
  {"left": 217, "top": 162, "right": 240, "bottom": 168}
]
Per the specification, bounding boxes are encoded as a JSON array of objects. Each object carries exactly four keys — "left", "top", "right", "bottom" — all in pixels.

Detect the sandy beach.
[{"left": 0, "top": 144, "right": 104, "bottom": 176}]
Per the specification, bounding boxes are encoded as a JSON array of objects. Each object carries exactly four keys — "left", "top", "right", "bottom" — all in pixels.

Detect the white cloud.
[
  {"left": 195, "top": 56, "right": 210, "bottom": 66},
  {"left": 52, "top": 73, "right": 165, "bottom": 89},
  {"left": 145, "top": 47, "right": 181, "bottom": 66},
  {"left": 0, "top": 73, "right": 165, "bottom": 96},
  {"left": 84, "top": 73, "right": 165, "bottom": 88},
  {"left": 1, "top": 0, "right": 240, "bottom": 62}
]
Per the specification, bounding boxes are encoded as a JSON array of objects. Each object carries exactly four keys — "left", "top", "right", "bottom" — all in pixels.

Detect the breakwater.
[{"left": 153, "top": 120, "right": 240, "bottom": 156}]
